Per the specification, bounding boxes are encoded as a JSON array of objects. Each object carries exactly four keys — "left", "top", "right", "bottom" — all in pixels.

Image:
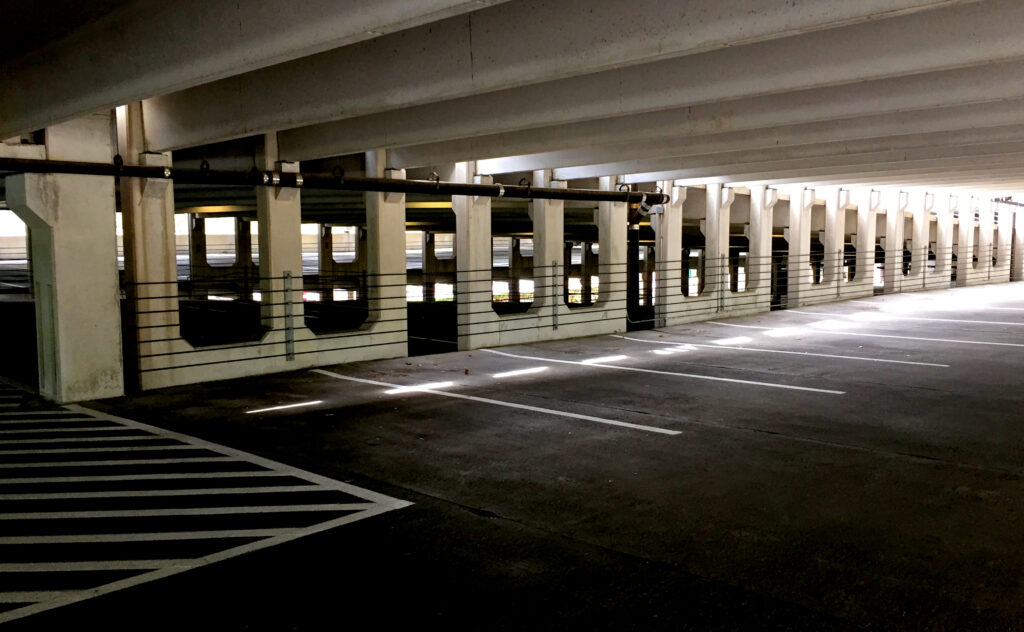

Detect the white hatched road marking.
[{"left": 0, "top": 402, "right": 411, "bottom": 625}]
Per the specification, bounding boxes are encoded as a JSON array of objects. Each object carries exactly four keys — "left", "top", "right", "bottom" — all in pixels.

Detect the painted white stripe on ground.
[
  {"left": 0, "top": 410, "right": 81, "bottom": 416},
  {"left": 0, "top": 561, "right": 184, "bottom": 572},
  {"left": 0, "top": 418, "right": 100, "bottom": 425},
  {"left": 0, "top": 436, "right": 161, "bottom": 445},
  {"left": 0, "top": 471, "right": 283, "bottom": 484},
  {"left": 0, "top": 457, "right": 242, "bottom": 469},
  {"left": 0, "top": 529, "right": 293, "bottom": 545},
  {"left": 0, "top": 405, "right": 414, "bottom": 626},
  {"left": 789, "top": 309, "right": 1024, "bottom": 327},
  {"left": 0, "top": 427, "right": 126, "bottom": 435},
  {"left": 0, "top": 592, "right": 79, "bottom": 604},
  {"left": 709, "top": 321, "right": 1024, "bottom": 348},
  {"left": 314, "top": 369, "right": 681, "bottom": 436},
  {"left": 481, "top": 349, "right": 845, "bottom": 395},
  {"left": 3, "top": 503, "right": 372, "bottom": 520},
  {"left": 0, "top": 445, "right": 198, "bottom": 455},
  {"left": 0, "top": 485, "right": 324, "bottom": 500},
  {"left": 612, "top": 335, "right": 949, "bottom": 368},
  {"left": 0, "top": 506, "right": 399, "bottom": 624}
]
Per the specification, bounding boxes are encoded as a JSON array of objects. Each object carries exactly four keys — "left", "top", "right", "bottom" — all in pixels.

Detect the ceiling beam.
[
  {"left": 385, "top": 58, "right": 1024, "bottom": 169},
  {"left": 143, "top": 0, "right": 981, "bottom": 151},
  {"left": 0, "top": 0, "right": 509, "bottom": 139},
  {"left": 623, "top": 154, "right": 1024, "bottom": 186},
  {"left": 479, "top": 104, "right": 1024, "bottom": 177},
  {"left": 277, "top": 0, "right": 1017, "bottom": 161}
]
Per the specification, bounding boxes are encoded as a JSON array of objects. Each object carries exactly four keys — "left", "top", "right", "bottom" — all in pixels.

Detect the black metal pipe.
[{"left": 0, "top": 156, "right": 670, "bottom": 205}]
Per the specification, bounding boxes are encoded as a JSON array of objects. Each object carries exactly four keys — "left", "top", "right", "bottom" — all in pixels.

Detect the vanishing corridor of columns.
[{"left": 1, "top": 106, "right": 1020, "bottom": 401}]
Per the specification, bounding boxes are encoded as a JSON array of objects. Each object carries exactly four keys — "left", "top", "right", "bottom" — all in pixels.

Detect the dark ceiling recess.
[{"left": 0, "top": 0, "right": 130, "bottom": 64}]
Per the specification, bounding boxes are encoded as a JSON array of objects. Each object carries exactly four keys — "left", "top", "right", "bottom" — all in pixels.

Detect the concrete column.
[
  {"left": 821, "top": 188, "right": 849, "bottom": 289},
  {"left": 597, "top": 176, "right": 627, "bottom": 312},
  {"left": 653, "top": 183, "right": 685, "bottom": 327},
  {"left": 1012, "top": 209, "right": 1024, "bottom": 282},
  {"left": 703, "top": 183, "right": 735, "bottom": 297},
  {"left": 977, "top": 200, "right": 995, "bottom": 282},
  {"left": 116, "top": 102, "right": 180, "bottom": 392},
  {"left": 452, "top": 163, "right": 496, "bottom": 350},
  {"left": 256, "top": 133, "right": 304, "bottom": 328},
  {"left": 5, "top": 113, "right": 123, "bottom": 402},
  {"left": 851, "top": 189, "right": 879, "bottom": 293},
  {"left": 994, "top": 203, "right": 1013, "bottom": 282},
  {"left": 931, "top": 194, "right": 955, "bottom": 285},
  {"left": 364, "top": 150, "right": 407, "bottom": 347},
  {"left": 908, "top": 190, "right": 930, "bottom": 288},
  {"left": 529, "top": 172, "right": 564, "bottom": 313},
  {"left": 785, "top": 187, "right": 813, "bottom": 307},
  {"left": 883, "top": 190, "right": 907, "bottom": 294},
  {"left": 956, "top": 196, "right": 974, "bottom": 287},
  {"left": 747, "top": 185, "right": 777, "bottom": 294}
]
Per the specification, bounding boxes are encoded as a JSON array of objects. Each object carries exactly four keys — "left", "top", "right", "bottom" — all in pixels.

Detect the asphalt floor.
[{"left": 3, "top": 283, "right": 1024, "bottom": 630}]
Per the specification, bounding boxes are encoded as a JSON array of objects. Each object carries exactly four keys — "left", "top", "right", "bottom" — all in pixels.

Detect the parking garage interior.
[{"left": 2, "top": 1, "right": 1024, "bottom": 629}]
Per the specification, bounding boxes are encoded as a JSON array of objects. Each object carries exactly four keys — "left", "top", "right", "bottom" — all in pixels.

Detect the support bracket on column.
[
  {"left": 140, "top": 152, "right": 171, "bottom": 199},
  {"left": 275, "top": 161, "right": 300, "bottom": 201}
]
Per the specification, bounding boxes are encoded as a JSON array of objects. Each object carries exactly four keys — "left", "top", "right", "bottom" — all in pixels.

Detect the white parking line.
[
  {"left": 0, "top": 485, "right": 325, "bottom": 500},
  {"left": 0, "top": 445, "right": 200, "bottom": 455},
  {"left": 0, "top": 471, "right": 286, "bottom": 484},
  {"left": 0, "top": 561, "right": 182, "bottom": 572},
  {"left": 3, "top": 504, "right": 373, "bottom": 520},
  {"left": 612, "top": 335, "right": 949, "bottom": 368},
  {"left": 789, "top": 310, "right": 1024, "bottom": 327},
  {"left": 314, "top": 368, "right": 682, "bottom": 436},
  {"left": 0, "top": 457, "right": 242, "bottom": 469},
  {"left": 482, "top": 349, "right": 845, "bottom": 395},
  {"left": 709, "top": 321, "right": 1024, "bottom": 348}
]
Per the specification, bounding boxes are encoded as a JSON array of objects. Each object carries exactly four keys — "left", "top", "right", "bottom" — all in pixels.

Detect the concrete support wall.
[
  {"left": 928, "top": 193, "right": 955, "bottom": 290},
  {"left": 883, "top": 190, "right": 908, "bottom": 294},
  {"left": 5, "top": 113, "right": 123, "bottom": 402},
  {"left": 786, "top": 187, "right": 814, "bottom": 307},
  {"left": 744, "top": 184, "right": 777, "bottom": 310},
  {"left": 1012, "top": 208, "right": 1024, "bottom": 282},
  {"left": 453, "top": 164, "right": 499, "bottom": 350},
  {"left": 654, "top": 184, "right": 684, "bottom": 328}
]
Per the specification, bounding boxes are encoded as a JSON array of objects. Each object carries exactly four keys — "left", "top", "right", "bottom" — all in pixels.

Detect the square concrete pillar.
[
  {"left": 5, "top": 114, "right": 123, "bottom": 402},
  {"left": 908, "top": 191, "right": 931, "bottom": 289},
  {"left": 1012, "top": 209, "right": 1024, "bottom": 282},
  {"left": 653, "top": 183, "right": 685, "bottom": 327},
  {"left": 822, "top": 188, "right": 848, "bottom": 289},
  {"left": 529, "top": 172, "right": 565, "bottom": 316},
  {"left": 452, "top": 163, "right": 497, "bottom": 350},
  {"left": 116, "top": 103, "right": 181, "bottom": 390},
  {"left": 747, "top": 185, "right": 777, "bottom": 295},
  {"left": 256, "top": 133, "right": 304, "bottom": 328},
  {"left": 956, "top": 197, "right": 974, "bottom": 287},
  {"left": 931, "top": 194, "right": 955, "bottom": 285},
  {"left": 364, "top": 150, "right": 408, "bottom": 351},
  {"left": 703, "top": 183, "right": 734, "bottom": 296},
  {"left": 786, "top": 187, "right": 813, "bottom": 307},
  {"left": 597, "top": 176, "right": 627, "bottom": 313},
  {"left": 883, "top": 190, "right": 907, "bottom": 293},
  {"left": 852, "top": 189, "right": 879, "bottom": 294}
]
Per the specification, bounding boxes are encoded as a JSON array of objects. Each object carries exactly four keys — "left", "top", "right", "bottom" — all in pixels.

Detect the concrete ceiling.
[{"left": 3, "top": 0, "right": 1023, "bottom": 196}]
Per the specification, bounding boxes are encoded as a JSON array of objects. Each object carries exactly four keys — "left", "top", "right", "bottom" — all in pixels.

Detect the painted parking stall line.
[
  {"left": 482, "top": 349, "right": 845, "bottom": 395},
  {"left": 709, "top": 321, "right": 1024, "bottom": 348},
  {"left": 313, "top": 369, "right": 682, "bottom": 436},
  {"left": 611, "top": 335, "right": 950, "bottom": 368},
  {"left": 0, "top": 403, "right": 411, "bottom": 625}
]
